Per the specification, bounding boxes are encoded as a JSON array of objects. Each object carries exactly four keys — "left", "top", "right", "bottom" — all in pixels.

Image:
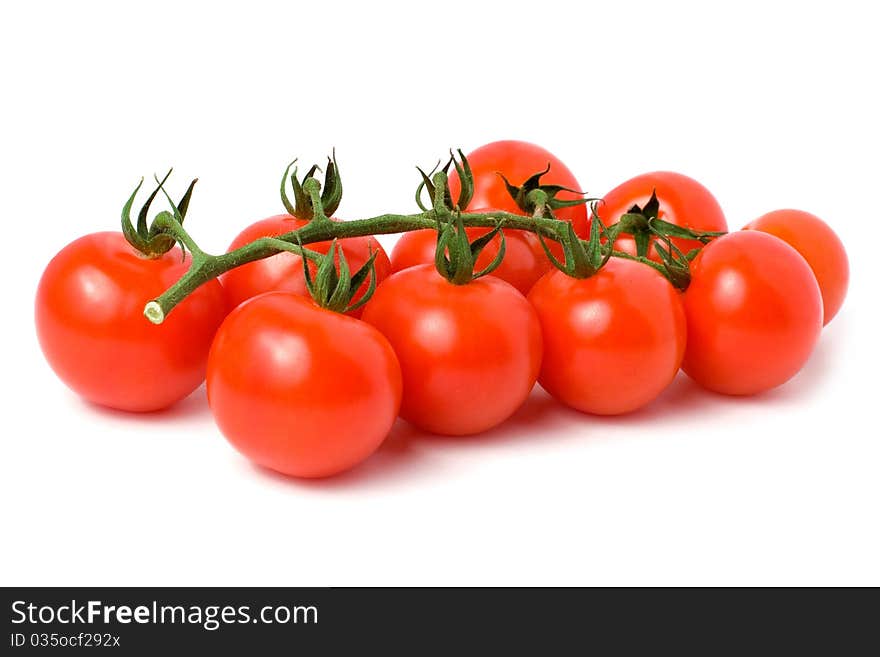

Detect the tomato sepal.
[
  {"left": 300, "top": 237, "right": 379, "bottom": 314},
  {"left": 280, "top": 152, "right": 342, "bottom": 221},
  {"left": 434, "top": 212, "right": 506, "bottom": 285},
  {"left": 121, "top": 170, "right": 197, "bottom": 258},
  {"left": 602, "top": 190, "right": 726, "bottom": 260},
  {"left": 415, "top": 150, "right": 474, "bottom": 213},
  {"left": 653, "top": 236, "right": 692, "bottom": 290},
  {"left": 499, "top": 164, "right": 591, "bottom": 217},
  {"left": 537, "top": 210, "right": 610, "bottom": 280}
]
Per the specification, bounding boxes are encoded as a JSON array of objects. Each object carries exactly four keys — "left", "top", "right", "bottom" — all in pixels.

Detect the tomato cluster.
[{"left": 35, "top": 143, "right": 849, "bottom": 478}]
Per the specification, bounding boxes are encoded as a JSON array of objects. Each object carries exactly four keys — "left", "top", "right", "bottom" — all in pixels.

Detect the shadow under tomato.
[
  {"left": 414, "top": 386, "right": 586, "bottom": 448},
  {"left": 744, "top": 324, "right": 842, "bottom": 405},
  {"left": 246, "top": 417, "right": 448, "bottom": 491},
  {"left": 416, "top": 374, "right": 727, "bottom": 447},
  {"left": 666, "top": 321, "right": 844, "bottom": 411},
  {"left": 579, "top": 373, "right": 725, "bottom": 429},
  {"left": 81, "top": 384, "right": 213, "bottom": 424},
  {"left": 243, "top": 325, "right": 847, "bottom": 487}
]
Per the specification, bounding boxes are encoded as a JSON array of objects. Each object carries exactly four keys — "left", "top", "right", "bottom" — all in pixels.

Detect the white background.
[{"left": 1, "top": 0, "right": 878, "bottom": 586}]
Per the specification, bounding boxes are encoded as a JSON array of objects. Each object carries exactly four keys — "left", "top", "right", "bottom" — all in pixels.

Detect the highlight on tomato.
[
  {"left": 207, "top": 246, "right": 402, "bottom": 478},
  {"left": 682, "top": 230, "right": 823, "bottom": 395},
  {"left": 363, "top": 219, "right": 542, "bottom": 436},
  {"left": 389, "top": 208, "right": 551, "bottom": 296},
  {"left": 35, "top": 174, "right": 227, "bottom": 412},
  {"left": 588, "top": 171, "right": 728, "bottom": 260},
  {"left": 220, "top": 157, "right": 390, "bottom": 316},
  {"left": 743, "top": 209, "right": 848, "bottom": 325}
]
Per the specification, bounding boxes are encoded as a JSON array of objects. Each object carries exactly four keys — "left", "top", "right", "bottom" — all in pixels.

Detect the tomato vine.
[{"left": 140, "top": 152, "right": 726, "bottom": 324}]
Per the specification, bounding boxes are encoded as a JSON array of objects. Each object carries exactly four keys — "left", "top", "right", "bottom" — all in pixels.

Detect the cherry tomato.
[
  {"left": 682, "top": 231, "right": 822, "bottom": 395},
  {"left": 744, "top": 209, "right": 848, "bottom": 325},
  {"left": 35, "top": 232, "right": 228, "bottom": 412},
  {"left": 220, "top": 214, "right": 391, "bottom": 316},
  {"left": 528, "top": 259, "right": 686, "bottom": 415},
  {"left": 207, "top": 292, "right": 402, "bottom": 478},
  {"left": 447, "top": 140, "right": 587, "bottom": 259},
  {"left": 362, "top": 265, "right": 542, "bottom": 436},
  {"left": 389, "top": 209, "right": 551, "bottom": 296},
  {"left": 588, "top": 171, "right": 728, "bottom": 260}
]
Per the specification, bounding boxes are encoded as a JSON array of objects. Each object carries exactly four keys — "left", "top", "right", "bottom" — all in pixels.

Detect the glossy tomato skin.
[
  {"left": 362, "top": 265, "right": 542, "bottom": 436},
  {"left": 389, "top": 210, "right": 552, "bottom": 296},
  {"left": 207, "top": 293, "right": 402, "bottom": 478},
  {"left": 744, "top": 209, "right": 848, "bottom": 325},
  {"left": 447, "top": 140, "right": 586, "bottom": 260},
  {"left": 220, "top": 214, "right": 391, "bottom": 317},
  {"left": 682, "top": 231, "right": 823, "bottom": 395},
  {"left": 588, "top": 171, "right": 728, "bottom": 260},
  {"left": 35, "top": 231, "right": 228, "bottom": 412},
  {"left": 528, "top": 260, "right": 686, "bottom": 415}
]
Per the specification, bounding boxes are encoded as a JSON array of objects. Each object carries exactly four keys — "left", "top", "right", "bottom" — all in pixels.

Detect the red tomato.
[
  {"left": 207, "top": 293, "right": 402, "bottom": 478},
  {"left": 528, "top": 259, "right": 686, "bottom": 415},
  {"left": 682, "top": 231, "right": 822, "bottom": 395},
  {"left": 35, "top": 232, "right": 228, "bottom": 412},
  {"left": 389, "top": 210, "right": 552, "bottom": 296},
  {"left": 220, "top": 214, "right": 391, "bottom": 316},
  {"left": 447, "top": 140, "right": 587, "bottom": 259},
  {"left": 588, "top": 171, "right": 728, "bottom": 260},
  {"left": 744, "top": 209, "right": 848, "bottom": 325},
  {"left": 362, "top": 265, "right": 542, "bottom": 436}
]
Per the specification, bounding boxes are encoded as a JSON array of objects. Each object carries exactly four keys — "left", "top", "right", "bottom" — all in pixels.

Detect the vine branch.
[{"left": 143, "top": 209, "right": 578, "bottom": 323}]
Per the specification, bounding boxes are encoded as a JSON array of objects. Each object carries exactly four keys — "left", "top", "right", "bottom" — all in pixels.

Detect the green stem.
[
  {"left": 151, "top": 212, "right": 206, "bottom": 258},
  {"left": 144, "top": 209, "right": 569, "bottom": 323},
  {"left": 431, "top": 172, "right": 451, "bottom": 216},
  {"left": 302, "top": 177, "right": 330, "bottom": 223}
]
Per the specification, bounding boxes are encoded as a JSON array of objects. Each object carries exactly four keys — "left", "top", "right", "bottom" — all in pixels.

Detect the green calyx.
[
  {"left": 416, "top": 149, "right": 474, "bottom": 213},
  {"left": 121, "top": 170, "right": 197, "bottom": 258},
  {"left": 652, "top": 235, "right": 693, "bottom": 289},
  {"left": 500, "top": 165, "right": 591, "bottom": 218},
  {"left": 611, "top": 189, "right": 725, "bottom": 259},
  {"left": 434, "top": 212, "right": 506, "bottom": 285},
  {"left": 593, "top": 189, "right": 730, "bottom": 288},
  {"left": 300, "top": 238, "right": 378, "bottom": 314},
  {"left": 280, "top": 151, "right": 342, "bottom": 222},
  {"left": 538, "top": 207, "right": 610, "bottom": 279}
]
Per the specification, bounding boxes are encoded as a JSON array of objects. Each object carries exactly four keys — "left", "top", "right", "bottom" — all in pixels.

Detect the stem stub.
[{"left": 144, "top": 301, "right": 165, "bottom": 325}]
